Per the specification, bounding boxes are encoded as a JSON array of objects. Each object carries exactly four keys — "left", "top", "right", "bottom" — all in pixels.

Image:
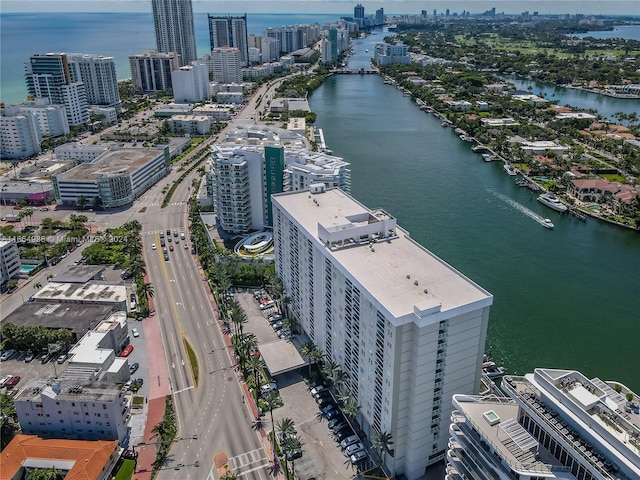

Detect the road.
[{"left": 1, "top": 77, "right": 293, "bottom": 478}]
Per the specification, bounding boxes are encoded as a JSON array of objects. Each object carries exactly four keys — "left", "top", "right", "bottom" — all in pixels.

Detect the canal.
[{"left": 308, "top": 30, "right": 640, "bottom": 391}]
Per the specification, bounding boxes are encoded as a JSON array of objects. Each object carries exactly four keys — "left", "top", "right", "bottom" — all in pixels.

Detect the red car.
[
  {"left": 5, "top": 375, "right": 21, "bottom": 389},
  {"left": 12, "top": 205, "right": 21, "bottom": 210},
  {"left": 169, "top": 245, "right": 174, "bottom": 251},
  {"left": 120, "top": 345, "right": 134, "bottom": 357}
]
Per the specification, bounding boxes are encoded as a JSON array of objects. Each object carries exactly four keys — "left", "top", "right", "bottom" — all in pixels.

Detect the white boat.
[
  {"left": 542, "top": 218, "right": 554, "bottom": 229},
  {"left": 482, "top": 154, "right": 494, "bottom": 162},
  {"left": 537, "top": 193, "right": 568, "bottom": 212},
  {"left": 365, "top": 49, "right": 369, "bottom": 52},
  {"left": 482, "top": 361, "right": 505, "bottom": 378},
  {"left": 503, "top": 164, "right": 517, "bottom": 176}
]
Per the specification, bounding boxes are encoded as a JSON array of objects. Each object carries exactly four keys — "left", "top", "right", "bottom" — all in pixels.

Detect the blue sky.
[{"left": 1, "top": 1, "right": 638, "bottom": 16}]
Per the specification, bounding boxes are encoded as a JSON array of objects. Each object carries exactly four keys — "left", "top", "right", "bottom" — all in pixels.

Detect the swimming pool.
[{"left": 19, "top": 265, "right": 37, "bottom": 274}]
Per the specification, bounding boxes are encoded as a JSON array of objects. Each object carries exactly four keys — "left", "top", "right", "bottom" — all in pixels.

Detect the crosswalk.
[
  {"left": 143, "top": 228, "right": 187, "bottom": 236},
  {"left": 228, "top": 448, "right": 269, "bottom": 474},
  {"left": 142, "top": 201, "right": 187, "bottom": 207}
]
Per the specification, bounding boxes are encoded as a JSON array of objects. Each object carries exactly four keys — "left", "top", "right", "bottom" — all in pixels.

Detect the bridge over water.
[{"left": 330, "top": 68, "right": 379, "bottom": 75}]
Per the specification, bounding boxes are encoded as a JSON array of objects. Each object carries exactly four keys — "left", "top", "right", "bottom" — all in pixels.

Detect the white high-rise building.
[
  {"left": 272, "top": 186, "right": 493, "bottom": 480},
  {"left": 211, "top": 47, "right": 243, "bottom": 84},
  {"left": 25, "top": 53, "right": 89, "bottom": 126},
  {"left": 6, "top": 99, "right": 69, "bottom": 137},
  {"left": 0, "top": 239, "right": 22, "bottom": 283},
  {"left": 172, "top": 61, "right": 210, "bottom": 104},
  {"left": 374, "top": 42, "right": 411, "bottom": 65},
  {"left": 449, "top": 369, "right": 640, "bottom": 480},
  {"left": 129, "top": 51, "right": 181, "bottom": 94},
  {"left": 67, "top": 54, "right": 121, "bottom": 109},
  {"left": 321, "top": 38, "right": 333, "bottom": 65},
  {"left": 0, "top": 108, "right": 42, "bottom": 159},
  {"left": 152, "top": 0, "right": 197, "bottom": 66},
  {"left": 261, "top": 37, "right": 281, "bottom": 63}
]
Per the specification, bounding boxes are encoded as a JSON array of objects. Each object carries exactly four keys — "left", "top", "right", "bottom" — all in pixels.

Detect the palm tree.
[
  {"left": 33, "top": 282, "right": 42, "bottom": 291},
  {"left": 262, "top": 390, "right": 283, "bottom": 446},
  {"left": 248, "top": 353, "right": 264, "bottom": 396},
  {"left": 342, "top": 398, "right": 360, "bottom": 422},
  {"left": 372, "top": 430, "right": 394, "bottom": 471},
  {"left": 281, "top": 436, "right": 302, "bottom": 477},
  {"left": 322, "top": 359, "right": 340, "bottom": 384},
  {"left": 138, "top": 282, "right": 154, "bottom": 300},
  {"left": 283, "top": 316, "right": 299, "bottom": 335},
  {"left": 300, "top": 341, "right": 318, "bottom": 376},
  {"left": 276, "top": 417, "right": 296, "bottom": 444}
]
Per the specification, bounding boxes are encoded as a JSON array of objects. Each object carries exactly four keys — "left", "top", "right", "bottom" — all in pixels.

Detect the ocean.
[{"left": 0, "top": 12, "right": 340, "bottom": 105}]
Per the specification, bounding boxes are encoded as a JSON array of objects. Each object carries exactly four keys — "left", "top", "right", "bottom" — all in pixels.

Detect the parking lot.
[
  {"left": 234, "top": 290, "right": 370, "bottom": 480},
  {"left": 0, "top": 349, "right": 68, "bottom": 397}
]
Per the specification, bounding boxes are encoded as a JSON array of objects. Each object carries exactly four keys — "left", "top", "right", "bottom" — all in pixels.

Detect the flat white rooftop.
[
  {"left": 33, "top": 282, "right": 126, "bottom": 305},
  {"left": 273, "top": 189, "right": 492, "bottom": 322}
]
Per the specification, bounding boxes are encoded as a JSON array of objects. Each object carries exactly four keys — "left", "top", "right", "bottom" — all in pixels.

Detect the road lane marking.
[{"left": 173, "top": 386, "right": 194, "bottom": 394}]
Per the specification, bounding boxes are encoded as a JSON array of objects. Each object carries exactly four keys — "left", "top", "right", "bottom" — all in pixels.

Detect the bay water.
[{"left": 309, "top": 31, "right": 640, "bottom": 391}]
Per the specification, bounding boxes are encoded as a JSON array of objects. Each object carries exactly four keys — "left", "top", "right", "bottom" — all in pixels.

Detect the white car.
[
  {"left": 152, "top": 243, "right": 157, "bottom": 250},
  {"left": 0, "top": 374, "right": 14, "bottom": 388},
  {"left": 260, "top": 382, "right": 277, "bottom": 394},
  {"left": 131, "top": 328, "right": 140, "bottom": 338}
]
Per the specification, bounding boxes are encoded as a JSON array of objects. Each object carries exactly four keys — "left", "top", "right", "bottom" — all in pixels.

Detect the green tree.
[
  {"left": 76, "top": 195, "right": 88, "bottom": 210},
  {"left": 372, "top": 430, "right": 394, "bottom": 470},
  {"left": 262, "top": 390, "right": 283, "bottom": 447},
  {"left": 92, "top": 196, "right": 103, "bottom": 211},
  {"left": 26, "top": 468, "right": 63, "bottom": 480},
  {"left": 281, "top": 436, "right": 302, "bottom": 476},
  {"left": 0, "top": 393, "right": 19, "bottom": 448}
]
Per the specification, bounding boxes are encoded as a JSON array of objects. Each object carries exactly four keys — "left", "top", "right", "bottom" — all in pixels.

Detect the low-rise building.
[
  {"left": 269, "top": 97, "right": 310, "bottom": 113},
  {"left": 215, "top": 91, "right": 243, "bottom": 104},
  {"left": 168, "top": 115, "right": 212, "bottom": 135},
  {"left": 192, "top": 104, "right": 233, "bottom": 121},
  {"left": 55, "top": 142, "right": 109, "bottom": 162},
  {"left": 0, "top": 435, "right": 119, "bottom": 480},
  {"left": 520, "top": 140, "right": 569, "bottom": 155},
  {"left": 14, "top": 380, "right": 130, "bottom": 444},
  {"left": 0, "top": 239, "right": 21, "bottom": 284},
  {"left": 448, "top": 369, "right": 640, "bottom": 480},
  {"left": 0, "top": 180, "right": 53, "bottom": 206},
  {"left": 481, "top": 117, "right": 519, "bottom": 127},
  {"left": 32, "top": 282, "right": 127, "bottom": 310},
  {"left": 53, "top": 146, "right": 171, "bottom": 208},
  {"left": 569, "top": 178, "right": 639, "bottom": 207}
]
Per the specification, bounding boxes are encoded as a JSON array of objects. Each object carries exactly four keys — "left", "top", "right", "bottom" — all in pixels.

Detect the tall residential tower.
[
  {"left": 152, "top": 0, "right": 197, "bottom": 66},
  {"left": 208, "top": 14, "right": 250, "bottom": 66},
  {"left": 272, "top": 186, "right": 493, "bottom": 479}
]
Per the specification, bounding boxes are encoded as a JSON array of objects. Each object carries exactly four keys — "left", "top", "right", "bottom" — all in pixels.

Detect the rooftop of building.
[
  {"left": 58, "top": 147, "right": 163, "bottom": 181},
  {"left": 32, "top": 282, "right": 127, "bottom": 304},
  {"left": 1, "top": 303, "right": 116, "bottom": 337},
  {"left": 170, "top": 115, "right": 210, "bottom": 121},
  {"left": 502, "top": 368, "right": 640, "bottom": 479},
  {"left": 0, "top": 239, "right": 17, "bottom": 248},
  {"left": 0, "top": 434, "right": 119, "bottom": 480},
  {"left": 220, "top": 124, "right": 307, "bottom": 148},
  {"left": 50, "top": 264, "right": 105, "bottom": 284},
  {"left": 67, "top": 330, "right": 113, "bottom": 365},
  {"left": 272, "top": 188, "right": 492, "bottom": 323},
  {"left": 17, "top": 379, "right": 124, "bottom": 403},
  {"left": 0, "top": 180, "right": 53, "bottom": 195}
]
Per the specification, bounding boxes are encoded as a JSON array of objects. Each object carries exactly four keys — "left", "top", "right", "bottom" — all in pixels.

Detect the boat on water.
[
  {"left": 503, "top": 164, "right": 518, "bottom": 176},
  {"left": 472, "top": 145, "right": 487, "bottom": 152},
  {"left": 482, "top": 153, "right": 494, "bottom": 162},
  {"left": 482, "top": 356, "right": 505, "bottom": 378},
  {"left": 365, "top": 49, "right": 369, "bottom": 52},
  {"left": 542, "top": 218, "right": 555, "bottom": 229},
  {"left": 537, "top": 193, "right": 568, "bottom": 212}
]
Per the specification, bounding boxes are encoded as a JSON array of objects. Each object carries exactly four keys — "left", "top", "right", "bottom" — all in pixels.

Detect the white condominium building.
[
  {"left": 374, "top": 42, "right": 411, "bottom": 65},
  {"left": 66, "top": 53, "right": 121, "bottom": 109},
  {"left": 0, "top": 109, "right": 42, "bottom": 159},
  {"left": 449, "top": 368, "right": 640, "bottom": 480},
  {"left": 211, "top": 47, "right": 243, "bottom": 84},
  {"left": 272, "top": 186, "right": 493, "bottom": 479},
  {"left": 171, "top": 61, "right": 210, "bottom": 104},
  {"left": 53, "top": 146, "right": 170, "bottom": 208},
  {"left": 5, "top": 99, "right": 69, "bottom": 137},
  {"left": 0, "top": 239, "right": 22, "bottom": 283},
  {"left": 14, "top": 380, "right": 130, "bottom": 444},
  {"left": 208, "top": 143, "right": 351, "bottom": 233}
]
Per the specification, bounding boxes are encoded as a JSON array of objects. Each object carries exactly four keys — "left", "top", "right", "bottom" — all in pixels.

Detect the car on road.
[
  {"left": 191, "top": 247, "right": 196, "bottom": 254},
  {"left": 129, "top": 362, "right": 139, "bottom": 374},
  {"left": 5, "top": 376, "right": 21, "bottom": 389},
  {"left": 167, "top": 236, "right": 172, "bottom": 242},
  {"left": 260, "top": 382, "right": 277, "bottom": 394},
  {"left": 173, "top": 230, "right": 178, "bottom": 237},
  {"left": 169, "top": 245, "right": 174, "bottom": 251},
  {"left": 164, "top": 254, "right": 169, "bottom": 261},
  {"left": 344, "top": 442, "right": 365, "bottom": 457},
  {"left": 57, "top": 353, "right": 67, "bottom": 364},
  {"left": 131, "top": 328, "right": 140, "bottom": 338},
  {"left": 120, "top": 345, "right": 134, "bottom": 357},
  {"left": 152, "top": 243, "right": 157, "bottom": 250},
  {"left": 1, "top": 349, "right": 16, "bottom": 361},
  {"left": 183, "top": 243, "right": 188, "bottom": 249},
  {"left": 40, "top": 207, "right": 49, "bottom": 211},
  {"left": 350, "top": 450, "right": 368, "bottom": 464},
  {"left": 180, "top": 232, "right": 185, "bottom": 240},
  {"left": 166, "top": 229, "right": 171, "bottom": 236}
]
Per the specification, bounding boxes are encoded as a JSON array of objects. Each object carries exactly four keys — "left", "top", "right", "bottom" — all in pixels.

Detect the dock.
[{"left": 567, "top": 206, "right": 588, "bottom": 221}]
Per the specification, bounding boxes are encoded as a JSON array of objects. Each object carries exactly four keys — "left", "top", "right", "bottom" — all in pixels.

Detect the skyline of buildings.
[
  {"left": 208, "top": 14, "right": 250, "bottom": 67},
  {"left": 151, "top": 0, "right": 197, "bottom": 66},
  {"left": 128, "top": 50, "right": 181, "bottom": 94}
]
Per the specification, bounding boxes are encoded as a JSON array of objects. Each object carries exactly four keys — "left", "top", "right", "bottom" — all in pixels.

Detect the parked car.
[
  {"left": 260, "top": 382, "right": 277, "bottom": 394},
  {"left": 57, "top": 353, "right": 67, "bottom": 364},
  {"left": 335, "top": 427, "right": 354, "bottom": 441},
  {"left": 0, "top": 349, "right": 16, "bottom": 361},
  {"left": 0, "top": 374, "right": 14, "bottom": 388},
  {"left": 310, "top": 385, "right": 325, "bottom": 396},
  {"left": 330, "top": 421, "right": 347, "bottom": 433},
  {"left": 259, "top": 301, "right": 275, "bottom": 310},
  {"left": 131, "top": 328, "right": 140, "bottom": 338},
  {"left": 278, "top": 329, "right": 292, "bottom": 339},
  {"left": 344, "top": 442, "right": 365, "bottom": 457},
  {"left": 5, "top": 375, "right": 21, "bottom": 389},
  {"left": 271, "top": 321, "right": 284, "bottom": 330},
  {"left": 350, "top": 450, "right": 368, "bottom": 464},
  {"left": 340, "top": 435, "right": 359, "bottom": 449},
  {"left": 321, "top": 404, "right": 336, "bottom": 415},
  {"left": 129, "top": 362, "right": 139, "bottom": 374},
  {"left": 24, "top": 352, "right": 36, "bottom": 363},
  {"left": 191, "top": 247, "right": 196, "bottom": 254},
  {"left": 120, "top": 345, "right": 134, "bottom": 357},
  {"left": 285, "top": 447, "right": 302, "bottom": 461},
  {"left": 326, "top": 409, "right": 341, "bottom": 420},
  {"left": 268, "top": 314, "right": 282, "bottom": 323}
]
